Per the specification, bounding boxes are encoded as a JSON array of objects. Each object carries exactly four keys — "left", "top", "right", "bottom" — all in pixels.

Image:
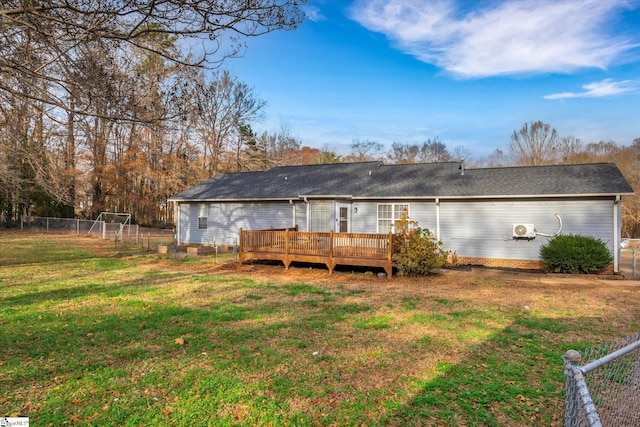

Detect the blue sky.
[{"left": 225, "top": 0, "right": 640, "bottom": 161}]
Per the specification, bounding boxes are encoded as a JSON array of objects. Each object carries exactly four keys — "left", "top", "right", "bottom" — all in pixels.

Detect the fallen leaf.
[{"left": 175, "top": 337, "right": 184, "bottom": 345}]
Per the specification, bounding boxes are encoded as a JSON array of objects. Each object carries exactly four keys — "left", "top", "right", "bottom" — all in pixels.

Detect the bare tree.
[
  {"left": 452, "top": 145, "right": 475, "bottom": 165},
  {"left": 558, "top": 135, "right": 583, "bottom": 162},
  {"left": 347, "top": 139, "right": 384, "bottom": 162},
  {"left": 387, "top": 142, "right": 419, "bottom": 164},
  {"left": 258, "top": 123, "right": 304, "bottom": 167},
  {"left": 191, "top": 69, "right": 267, "bottom": 175},
  {"left": 418, "top": 138, "right": 450, "bottom": 163},
  {"left": 483, "top": 148, "right": 510, "bottom": 168},
  {"left": 509, "top": 121, "right": 561, "bottom": 166},
  {"left": 0, "top": 1, "right": 305, "bottom": 120},
  {"left": 387, "top": 139, "right": 451, "bottom": 164}
]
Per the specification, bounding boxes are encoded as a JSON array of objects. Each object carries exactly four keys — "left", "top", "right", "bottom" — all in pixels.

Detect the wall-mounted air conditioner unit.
[{"left": 513, "top": 224, "right": 536, "bottom": 239}]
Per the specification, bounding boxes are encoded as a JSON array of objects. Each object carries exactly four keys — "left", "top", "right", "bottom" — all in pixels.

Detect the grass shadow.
[{"left": 384, "top": 318, "right": 580, "bottom": 426}]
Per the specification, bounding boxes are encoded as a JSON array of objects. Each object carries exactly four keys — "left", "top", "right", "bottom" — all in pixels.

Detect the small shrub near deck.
[
  {"left": 392, "top": 212, "right": 448, "bottom": 276},
  {"left": 540, "top": 234, "right": 613, "bottom": 274}
]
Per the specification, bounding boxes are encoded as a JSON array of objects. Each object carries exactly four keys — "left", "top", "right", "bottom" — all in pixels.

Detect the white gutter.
[
  {"left": 298, "top": 194, "right": 353, "bottom": 200},
  {"left": 350, "top": 193, "right": 634, "bottom": 201},
  {"left": 175, "top": 202, "right": 181, "bottom": 246},
  {"left": 168, "top": 197, "right": 297, "bottom": 203},
  {"left": 168, "top": 192, "right": 633, "bottom": 203}
]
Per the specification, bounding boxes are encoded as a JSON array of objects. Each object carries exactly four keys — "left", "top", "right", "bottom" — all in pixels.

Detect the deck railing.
[{"left": 239, "top": 228, "right": 393, "bottom": 277}]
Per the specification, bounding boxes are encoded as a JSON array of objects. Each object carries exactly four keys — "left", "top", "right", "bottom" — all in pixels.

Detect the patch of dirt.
[{"left": 201, "top": 258, "right": 639, "bottom": 289}]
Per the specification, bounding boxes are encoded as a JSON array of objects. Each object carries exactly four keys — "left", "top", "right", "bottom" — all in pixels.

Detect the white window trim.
[
  {"left": 309, "top": 202, "right": 332, "bottom": 232},
  {"left": 377, "top": 203, "right": 410, "bottom": 233},
  {"left": 197, "top": 204, "right": 208, "bottom": 230}
]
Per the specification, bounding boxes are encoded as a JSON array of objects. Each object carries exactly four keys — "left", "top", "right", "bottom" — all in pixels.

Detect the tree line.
[
  {"left": 344, "top": 125, "right": 640, "bottom": 238},
  {"left": 0, "top": 0, "right": 306, "bottom": 225},
  {"left": 1, "top": 2, "right": 638, "bottom": 236}
]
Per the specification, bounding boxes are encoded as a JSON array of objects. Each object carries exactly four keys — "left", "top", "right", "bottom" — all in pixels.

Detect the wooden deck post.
[
  {"left": 328, "top": 230, "right": 334, "bottom": 274},
  {"left": 385, "top": 232, "right": 393, "bottom": 278},
  {"left": 284, "top": 228, "right": 290, "bottom": 270}
]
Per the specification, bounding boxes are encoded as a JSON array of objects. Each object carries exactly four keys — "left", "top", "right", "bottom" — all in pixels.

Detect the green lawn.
[{"left": 1, "top": 232, "right": 639, "bottom": 426}]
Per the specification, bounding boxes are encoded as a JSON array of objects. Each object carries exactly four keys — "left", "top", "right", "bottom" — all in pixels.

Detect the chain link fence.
[
  {"left": 19, "top": 215, "right": 238, "bottom": 262},
  {"left": 620, "top": 239, "right": 640, "bottom": 277},
  {"left": 21, "top": 215, "right": 172, "bottom": 253},
  {"left": 564, "top": 331, "right": 640, "bottom": 427},
  {"left": 21, "top": 215, "right": 107, "bottom": 236},
  {"left": 21, "top": 215, "right": 146, "bottom": 241}
]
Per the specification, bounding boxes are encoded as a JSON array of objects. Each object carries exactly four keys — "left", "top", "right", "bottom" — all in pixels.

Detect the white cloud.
[
  {"left": 544, "top": 79, "right": 638, "bottom": 99},
  {"left": 304, "top": 5, "right": 325, "bottom": 22},
  {"left": 350, "top": 0, "right": 637, "bottom": 78}
]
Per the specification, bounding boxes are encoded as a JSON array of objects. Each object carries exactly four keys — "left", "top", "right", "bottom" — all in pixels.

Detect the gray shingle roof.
[{"left": 170, "top": 161, "right": 634, "bottom": 201}]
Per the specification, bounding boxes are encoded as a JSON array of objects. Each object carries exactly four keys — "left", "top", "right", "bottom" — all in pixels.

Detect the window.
[
  {"left": 198, "top": 216, "right": 207, "bottom": 230},
  {"left": 309, "top": 202, "right": 331, "bottom": 232},
  {"left": 198, "top": 204, "right": 208, "bottom": 230},
  {"left": 377, "top": 204, "right": 409, "bottom": 233}
]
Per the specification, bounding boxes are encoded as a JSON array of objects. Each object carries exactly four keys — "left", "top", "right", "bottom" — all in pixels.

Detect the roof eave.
[
  {"left": 351, "top": 192, "right": 634, "bottom": 200},
  {"left": 168, "top": 197, "right": 297, "bottom": 203},
  {"left": 169, "top": 191, "right": 634, "bottom": 203},
  {"left": 298, "top": 194, "right": 353, "bottom": 200}
]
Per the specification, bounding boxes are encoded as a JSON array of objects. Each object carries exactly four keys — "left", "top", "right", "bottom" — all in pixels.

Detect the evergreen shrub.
[{"left": 539, "top": 234, "right": 613, "bottom": 274}]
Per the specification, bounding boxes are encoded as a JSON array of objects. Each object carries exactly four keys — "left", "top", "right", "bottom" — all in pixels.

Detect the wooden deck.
[{"left": 238, "top": 228, "right": 393, "bottom": 277}]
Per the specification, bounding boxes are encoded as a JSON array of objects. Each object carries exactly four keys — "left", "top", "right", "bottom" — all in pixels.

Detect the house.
[{"left": 169, "top": 161, "right": 634, "bottom": 273}]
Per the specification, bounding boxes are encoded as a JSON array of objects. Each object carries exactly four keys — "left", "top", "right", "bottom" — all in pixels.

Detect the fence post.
[
  {"left": 234, "top": 237, "right": 238, "bottom": 262},
  {"left": 564, "top": 350, "right": 582, "bottom": 427},
  {"left": 563, "top": 349, "right": 602, "bottom": 427}
]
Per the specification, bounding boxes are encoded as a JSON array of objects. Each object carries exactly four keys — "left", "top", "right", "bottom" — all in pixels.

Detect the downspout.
[
  {"left": 614, "top": 195, "right": 620, "bottom": 274},
  {"left": 175, "top": 202, "right": 181, "bottom": 246},
  {"left": 435, "top": 198, "right": 440, "bottom": 241},
  {"left": 303, "top": 196, "right": 309, "bottom": 232},
  {"left": 290, "top": 199, "right": 296, "bottom": 228}
]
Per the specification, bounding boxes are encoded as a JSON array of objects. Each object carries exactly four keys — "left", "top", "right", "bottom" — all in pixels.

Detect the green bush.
[
  {"left": 539, "top": 234, "right": 613, "bottom": 274},
  {"left": 392, "top": 213, "right": 448, "bottom": 276}
]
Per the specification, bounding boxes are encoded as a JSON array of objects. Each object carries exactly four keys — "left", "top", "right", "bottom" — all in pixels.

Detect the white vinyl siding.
[
  {"left": 295, "top": 202, "right": 307, "bottom": 231},
  {"left": 179, "top": 202, "right": 294, "bottom": 245},
  {"left": 438, "top": 199, "right": 615, "bottom": 260}
]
